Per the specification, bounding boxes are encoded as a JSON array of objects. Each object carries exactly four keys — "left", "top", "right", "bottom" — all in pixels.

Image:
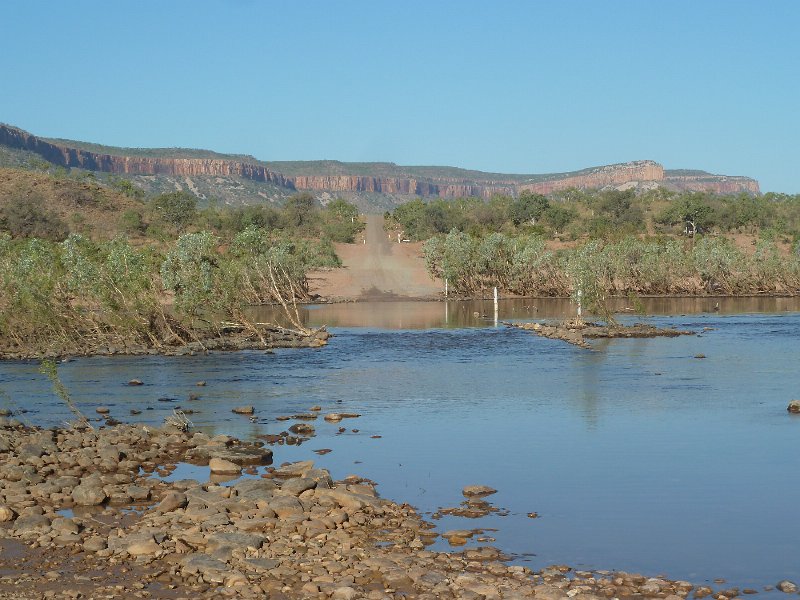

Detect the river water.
[{"left": 2, "top": 297, "right": 799, "bottom": 591}]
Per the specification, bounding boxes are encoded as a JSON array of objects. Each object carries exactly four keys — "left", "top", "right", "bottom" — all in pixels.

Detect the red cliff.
[{"left": 0, "top": 124, "right": 761, "bottom": 198}]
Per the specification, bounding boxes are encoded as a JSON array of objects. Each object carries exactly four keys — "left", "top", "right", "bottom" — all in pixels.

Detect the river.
[{"left": 1, "top": 297, "right": 799, "bottom": 592}]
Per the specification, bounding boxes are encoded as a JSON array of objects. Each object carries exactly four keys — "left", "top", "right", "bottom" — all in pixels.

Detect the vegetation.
[
  {"left": 391, "top": 188, "right": 800, "bottom": 245},
  {"left": 423, "top": 230, "right": 800, "bottom": 302},
  {"left": 0, "top": 228, "right": 338, "bottom": 355}
]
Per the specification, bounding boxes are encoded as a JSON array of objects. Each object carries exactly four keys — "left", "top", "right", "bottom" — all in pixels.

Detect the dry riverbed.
[{"left": 0, "top": 421, "right": 783, "bottom": 599}]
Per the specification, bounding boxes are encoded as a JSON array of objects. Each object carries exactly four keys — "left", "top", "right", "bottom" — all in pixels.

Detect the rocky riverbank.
[
  {"left": 508, "top": 321, "right": 695, "bottom": 349},
  {"left": 0, "top": 422, "right": 776, "bottom": 599},
  {"left": 0, "top": 326, "right": 330, "bottom": 361}
]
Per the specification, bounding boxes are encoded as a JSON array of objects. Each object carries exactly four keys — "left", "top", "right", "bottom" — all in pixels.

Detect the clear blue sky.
[{"left": 1, "top": 1, "right": 798, "bottom": 192}]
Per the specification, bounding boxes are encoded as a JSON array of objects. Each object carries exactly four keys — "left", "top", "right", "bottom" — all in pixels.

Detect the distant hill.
[
  {"left": 0, "top": 123, "right": 760, "bottom": 211},
  {"left": 0, "top": 167, "right": 145, "bottom": 239}
]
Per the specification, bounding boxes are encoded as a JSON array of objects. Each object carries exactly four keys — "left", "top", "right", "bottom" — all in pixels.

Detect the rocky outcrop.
[
  {"left": 518, "top": 160, "right": 665, "bottom": 195},
  {"left": 0, "top": 123, "right": 761, "bottom": 198},
  {"left": 0, "top": 124, "right": 294, "bottom": 188},
  {"left": 664, "top": 171, "right": 760, "bottom": 194},
  {"left": 290, "top": 174, "right": 516, "bottom": 198}
]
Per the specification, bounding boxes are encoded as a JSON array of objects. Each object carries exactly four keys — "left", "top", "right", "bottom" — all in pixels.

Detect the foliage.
[
  {"left": 150, "top": 191, "right": 198, "bottom": 234},
  {"left": 422, "top": 231, "right": 800, "bottom": 304},
  {"left": 0, "top": 193, "right": 70, "bottom": 241}
]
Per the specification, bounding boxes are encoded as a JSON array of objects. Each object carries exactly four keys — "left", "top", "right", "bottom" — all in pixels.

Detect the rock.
[
  {"left": 332, "top": 587, "right": 358, "bottom": 600},
  {"left": 13, "top": 514, "right": 51, "bottom": 532},
  {"left": 777, "top": 580, "right": 798, "bottom": 593},
  {"left": 787, "top": 400, "right": 800, "bottom": 414},
  {"left": 0, "top": 505, "right": 16, "bottom": 522},
  {"left": 128, "top": 379, "right": 143, "bottom": 386},
  {"left": 95, "top": 407, "right": 110, "bottom": 414},
  {"left": 155, "top": 491, "right": 187, "bottom": 513},
  {"left": 128, "top": 538, "right": 160, "bottom": 556},
  {"left": 209, "top": 458, "right": 241, "bottom": 475},
  {"left": 280, "top": 477, "right": 317, "bottom": 496},
  {"left": 0, "top": 409, "right": 11, "bottom": 416},
  {"left": 126, "top": 485, "right": 150, "bottom": 501},
  {"left": 232, "top": 405, "right": 254, "bottom": 415},
  {"left": 206, "top": 531, "right": 265, "bottom": 552},
  {"left": 324, "top": 412, "right": 360, "bottom": 422},
  {"left": 196, "top": 381, "right": 206, "bottom": 386},
  {"left": 181, "top": 554, "right": 229, "bottom": 583},
  {"left": 462, "top": 485, "right": 497, "bottom": 497},
  {"left": 310, "top": 405, "right": 322, "bottom": 411},
  {"left": 83, "top": 536, "right": 107, "bottom": 552},
  {"left": 288, "top": 423, "right": 315, "bottom": 435},
  {"left": 72, "top": 483, "right": 107, "bottom": 506}
]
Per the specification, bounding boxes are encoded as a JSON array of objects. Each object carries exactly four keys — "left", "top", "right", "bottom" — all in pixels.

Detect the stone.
[
  {"left": 128, "top": 379, "right": 143, "bottom": 386},
  {"left": 206, "top": 531, "right": 265, "bottom": 551},
  {"left": 280, "top": 477, "right": 317, "bottom": 496},
  {"left": 72, "top": 483, "right": 107, "bottom": 506},
  {"left": 83, "top": 536, "right": 107, "bottom": 552},
  {"left": 95, "top": 407, "right": 110, "bottom": 414},
  {"left": 462, "top": 485, "right": 497, "bottom": 497},
  {"left": 0, "top": 505, "right": 16, "bottom": 522},
  {"left": 777, "top": 580, "right": 798, "bottom": 593},
  {"left": 209, "top": 458, "right": 242, "bottom": 475},
  {"left": 13, "top": 514, "right": 51, "bottom": 532},
  {"left": 155, "top": 491, "right": 187, "bottom": 513},
  {"left": 128, "top": 538, "right": 160, "bottom": 556},
  {"left": 232, "top": 405, "right": 255, "bottom": 415},
  {"left": 332, "top": 587, "right": 358, "bottom": 600},
  {"left": 787, "top": 400, "right": 800, "bottom": 414}
]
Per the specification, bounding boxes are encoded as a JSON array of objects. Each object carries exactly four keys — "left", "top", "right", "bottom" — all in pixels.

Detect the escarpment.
[{"left": 0, "top": 123, "right": 761, "bottom": 199}]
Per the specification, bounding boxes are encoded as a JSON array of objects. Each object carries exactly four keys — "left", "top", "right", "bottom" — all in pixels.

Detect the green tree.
[{"left": 151, "top": 191, "right": 198, "bottom": 234}]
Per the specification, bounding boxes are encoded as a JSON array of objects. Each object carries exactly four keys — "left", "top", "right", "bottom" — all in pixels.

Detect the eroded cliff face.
[
  {"left": 518, "top": 161, "right": 665, "bottom": 195},
  {"left": 0, "top": 124, "right": 761, "bottom": 198},
  {"left": 664, "top": 173, "right": 761, "bottom": 194},
  {"left": 0, "top": 125, "right": 294, "bottom": 187}
]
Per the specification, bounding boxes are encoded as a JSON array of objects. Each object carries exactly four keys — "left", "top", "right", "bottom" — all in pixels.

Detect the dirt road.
[{"left": 309, "top": 215, "right": 441, "bottom": 300}]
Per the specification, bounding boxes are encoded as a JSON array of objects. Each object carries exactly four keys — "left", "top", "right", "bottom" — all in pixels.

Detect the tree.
[
  {"left": 510, "top": 191, "right": 549, "bottom": 225},
  {"left": 151, "top": 191, "right": 198, "bottom": 234},
  {"left": 656, "top": 194, "right": 715, "bottom": 236}
]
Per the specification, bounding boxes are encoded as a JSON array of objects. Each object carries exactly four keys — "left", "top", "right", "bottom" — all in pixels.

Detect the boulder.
[
  {"left": 72, "top": 483, "right": 107, "bottom": 506},
  {"left": 787, "top": 400, "right": 800, "bottom": 414},
  {"left": 155, "top": 491, "right": 188, "bottom": 513},
  {"left": 462, "top": 485, "right": 497, "bottom": 497},
  {"left": 209, "top": 458, "right": 241, "bottom": 475},
  {"left": 232, "top": 405, "right": 254, "bottom": 415}
]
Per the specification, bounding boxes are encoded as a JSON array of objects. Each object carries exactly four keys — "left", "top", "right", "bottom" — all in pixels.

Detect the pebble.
[
  {"left": 231, "top": 406, "right": 254, "bottom": 415},
  {"left": 777, "top": 580, "right": 798, "bottom": 593}
]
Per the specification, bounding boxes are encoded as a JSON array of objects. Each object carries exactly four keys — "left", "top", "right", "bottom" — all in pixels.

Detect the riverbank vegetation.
[
  {"left": 423, "top": 231, "right": 800, "bottom": 297},
  {"left": 0, "top": 168, "right": 362, "bottom": 357},
  {"left": 0, "top": 229, "right": 337, "bottom": 357}
]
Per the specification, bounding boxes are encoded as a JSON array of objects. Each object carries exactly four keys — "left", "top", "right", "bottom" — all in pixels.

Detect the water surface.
[{"left": 1, "top": 297, "right": 799, "bottom": 591}]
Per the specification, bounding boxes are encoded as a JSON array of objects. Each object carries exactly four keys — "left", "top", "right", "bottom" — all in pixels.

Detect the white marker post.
[
  {"left": 445, "top": 278, "right": 448, "bottom": 298},
  {"left": 577, "top": 289, "right": 583, "bottom": 321},
  {"left": 493, "top": 286, "right": 499, "bottom": 327}
]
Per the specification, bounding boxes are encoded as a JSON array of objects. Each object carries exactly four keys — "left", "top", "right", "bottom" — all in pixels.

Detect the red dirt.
[{"left": 309, "top": 215, "right": 442, "bottom": 301}]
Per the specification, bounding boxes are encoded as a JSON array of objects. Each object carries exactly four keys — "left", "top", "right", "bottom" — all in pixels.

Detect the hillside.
[
  {"left": 0, "top": 167, "right": 145, "bottom": 239},
  {"left": 0, "top": 123, "right": 761, "bottom": 211}
]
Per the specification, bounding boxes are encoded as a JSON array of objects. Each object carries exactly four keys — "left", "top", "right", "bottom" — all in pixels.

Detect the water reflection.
[{"left": 251, "top": 296, "right": 800, "bottom": 330}]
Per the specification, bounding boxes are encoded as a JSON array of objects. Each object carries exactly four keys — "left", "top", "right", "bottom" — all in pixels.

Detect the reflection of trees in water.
[{"left": 575, "top": 344, "right": 607, "bottom": 429}]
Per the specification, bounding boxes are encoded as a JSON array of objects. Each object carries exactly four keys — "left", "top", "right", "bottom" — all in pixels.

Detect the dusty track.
[{"left": 309, "top": 215, "right": 441, "bottom": 301}]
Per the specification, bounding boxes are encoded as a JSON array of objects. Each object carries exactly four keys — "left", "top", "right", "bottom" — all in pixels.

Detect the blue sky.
[{"left": 1, "top": 1, "right": 798, "bottom": 192}]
